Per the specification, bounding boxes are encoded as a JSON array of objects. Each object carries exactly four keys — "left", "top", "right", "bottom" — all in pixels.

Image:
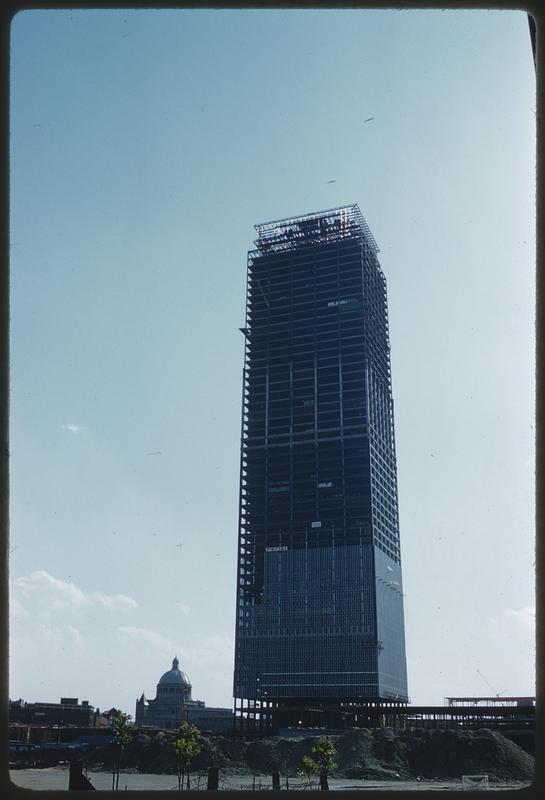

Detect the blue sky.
[{"left": 10, "top": 8, "right": 535, "bottom": 714}]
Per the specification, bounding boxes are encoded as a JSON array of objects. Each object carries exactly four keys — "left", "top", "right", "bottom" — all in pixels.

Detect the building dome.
[{"left": 158, "top": 656, "right": 191, "bottom": 687}]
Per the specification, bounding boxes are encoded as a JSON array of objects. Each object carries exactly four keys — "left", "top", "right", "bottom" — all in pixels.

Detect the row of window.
[
  {"left": 248, "top": 256, "right": 364, "bottom": 279},
  {"left": 246, "top": 369, "right": 367, "bottom": 386},
  {"left": 248, "top": 297, "right": 364, "bottom": 314},
  {"left": 247, "top": 399, "right": 366, "bottom": 413},
  {"left": 246, "top": 386, "right": 367, "bottom": 402},
  {"left": 248, "top": 353, "right": 368, "bottom": 374},
  {"left": 248, "top": 263, "right": 364, "bottom": 280},
  {"left": 246, "top": 338, "right": 367, "bottom": 359},
  {"left": 245, "top": 377, "right": 365, "bottom": 393},
  {"left": 247, "top": 280, "right": 365, "bottom": 298},
  {"left": 246, "top": 323, "right": 367, "bottom": 343}
]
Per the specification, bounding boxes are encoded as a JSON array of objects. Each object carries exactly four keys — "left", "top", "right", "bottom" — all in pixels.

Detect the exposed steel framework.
[
  {"left": 230, "top": 699, "right": 536, "bottom": 735},
  {"left": 445, "top": 696, "right": 536, "bottom": 707},
  {"left": 233, "top": 205, "right": 408, "bottom": 730},
  {"left": 254, "top": 205, "right": 380, "bottom": 255}
]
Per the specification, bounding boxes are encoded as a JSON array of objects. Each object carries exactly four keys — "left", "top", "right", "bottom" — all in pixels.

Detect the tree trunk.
[
  {"left": 207, "top": 767, "right": 219, "bottom": 790},
  {"left": 320, "top": 769, "right": 329, "bottom": 791}
]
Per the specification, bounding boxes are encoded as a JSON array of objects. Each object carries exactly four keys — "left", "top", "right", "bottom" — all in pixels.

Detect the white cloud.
[
  {"left": 39, "top": 623, "right": 85, "bottom": 652},
  {"left": 10, "top": 597, "right": 29, "bottom": 623},
  {"left": 177, "top": 603, "right": 191, "bottom": 616},
  {"left": 93, "top": 592, "right": 138, "bottom": 612},
  {"left": 10, "top": 574, "right": 139, "bottom": 705},
  {"left": 39, "top": 624, "right": 64, "bottom": 645},
  {"left": 62, "top": 423, "right": 84, "bottom": 434},
  {"left": 12, "top": 571, "right": 138, "bottom": 618},
  {"left": 65, "top": 625, "right": 85, "bottom": 650},
  {"left": 504, "top": 605, "right": 535, "bottom": 632},
  {"left": 15, "top": 571, "right": 88, "bottom": 611}
]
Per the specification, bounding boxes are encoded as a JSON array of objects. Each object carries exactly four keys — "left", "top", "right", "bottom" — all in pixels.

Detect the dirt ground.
[{"left": 9, "top": 767, "right": 532, "bottom": 792}]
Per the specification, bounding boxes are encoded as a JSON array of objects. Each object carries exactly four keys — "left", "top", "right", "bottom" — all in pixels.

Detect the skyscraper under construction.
[{"left": 234, "top": 205, "right": 408, "bottom": 729}]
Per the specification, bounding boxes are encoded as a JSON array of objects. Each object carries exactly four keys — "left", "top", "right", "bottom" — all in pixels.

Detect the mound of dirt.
[
  {"left": 84, "top": 727, "right": 534, "bottom": 783},
  {"left": 334, "top": 727, "right": 534, "bottom": 782},
  {"left": 400, "top": 728, "right": 534, "bottom": 782},
  {"left": 336, "top": 728, "right": 408, "bottom": 779}
]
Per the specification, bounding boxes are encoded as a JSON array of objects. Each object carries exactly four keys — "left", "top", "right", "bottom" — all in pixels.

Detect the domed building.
[
  {"left": 156, "top": 656, "right": 194, "bottom": 703},
  {"left": 135, "top": 657, "right": 203, "bottom": 729},
  {"left": 135, "top": 656, "right": 232, "bottom": 732}
]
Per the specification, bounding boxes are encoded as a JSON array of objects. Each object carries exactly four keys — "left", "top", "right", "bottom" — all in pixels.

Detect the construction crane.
[{"left": 476, "top": 669, "right": 507, "bottom": 698}]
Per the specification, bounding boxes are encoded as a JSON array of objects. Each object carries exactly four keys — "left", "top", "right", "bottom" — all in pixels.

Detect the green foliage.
[
  {"left": 302, "top": 754, "right": 319, "bottom": 775},
  {"left": 174, "top": 721, "right": 201, "bottom": 764},
  {"left": 173, "top": 721, "right": 202, "bottom": 790},
  {"left": 300, "top": 738, "right": 337, "bottom": 790},
  {"left": 111, "top": 712, "right": 134, "bottom": 790},
  {"left": 301, "top": 754, "right": 319, "bottom": 788},
  {"left": 311, "top": 737, "right": 337, "bottom": 774},
  {"left": 112, "top": 712, "right": 134, "bottom": 751}
]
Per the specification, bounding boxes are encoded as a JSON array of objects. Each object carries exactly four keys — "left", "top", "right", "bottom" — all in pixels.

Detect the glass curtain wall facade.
[{"left": 234, "top": 205, "right": 408, "bottom": 727}]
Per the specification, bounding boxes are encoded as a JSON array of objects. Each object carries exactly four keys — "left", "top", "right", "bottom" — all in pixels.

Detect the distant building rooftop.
[{"left": 445, "top": 696, "right": 535, "bottom": 707}]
